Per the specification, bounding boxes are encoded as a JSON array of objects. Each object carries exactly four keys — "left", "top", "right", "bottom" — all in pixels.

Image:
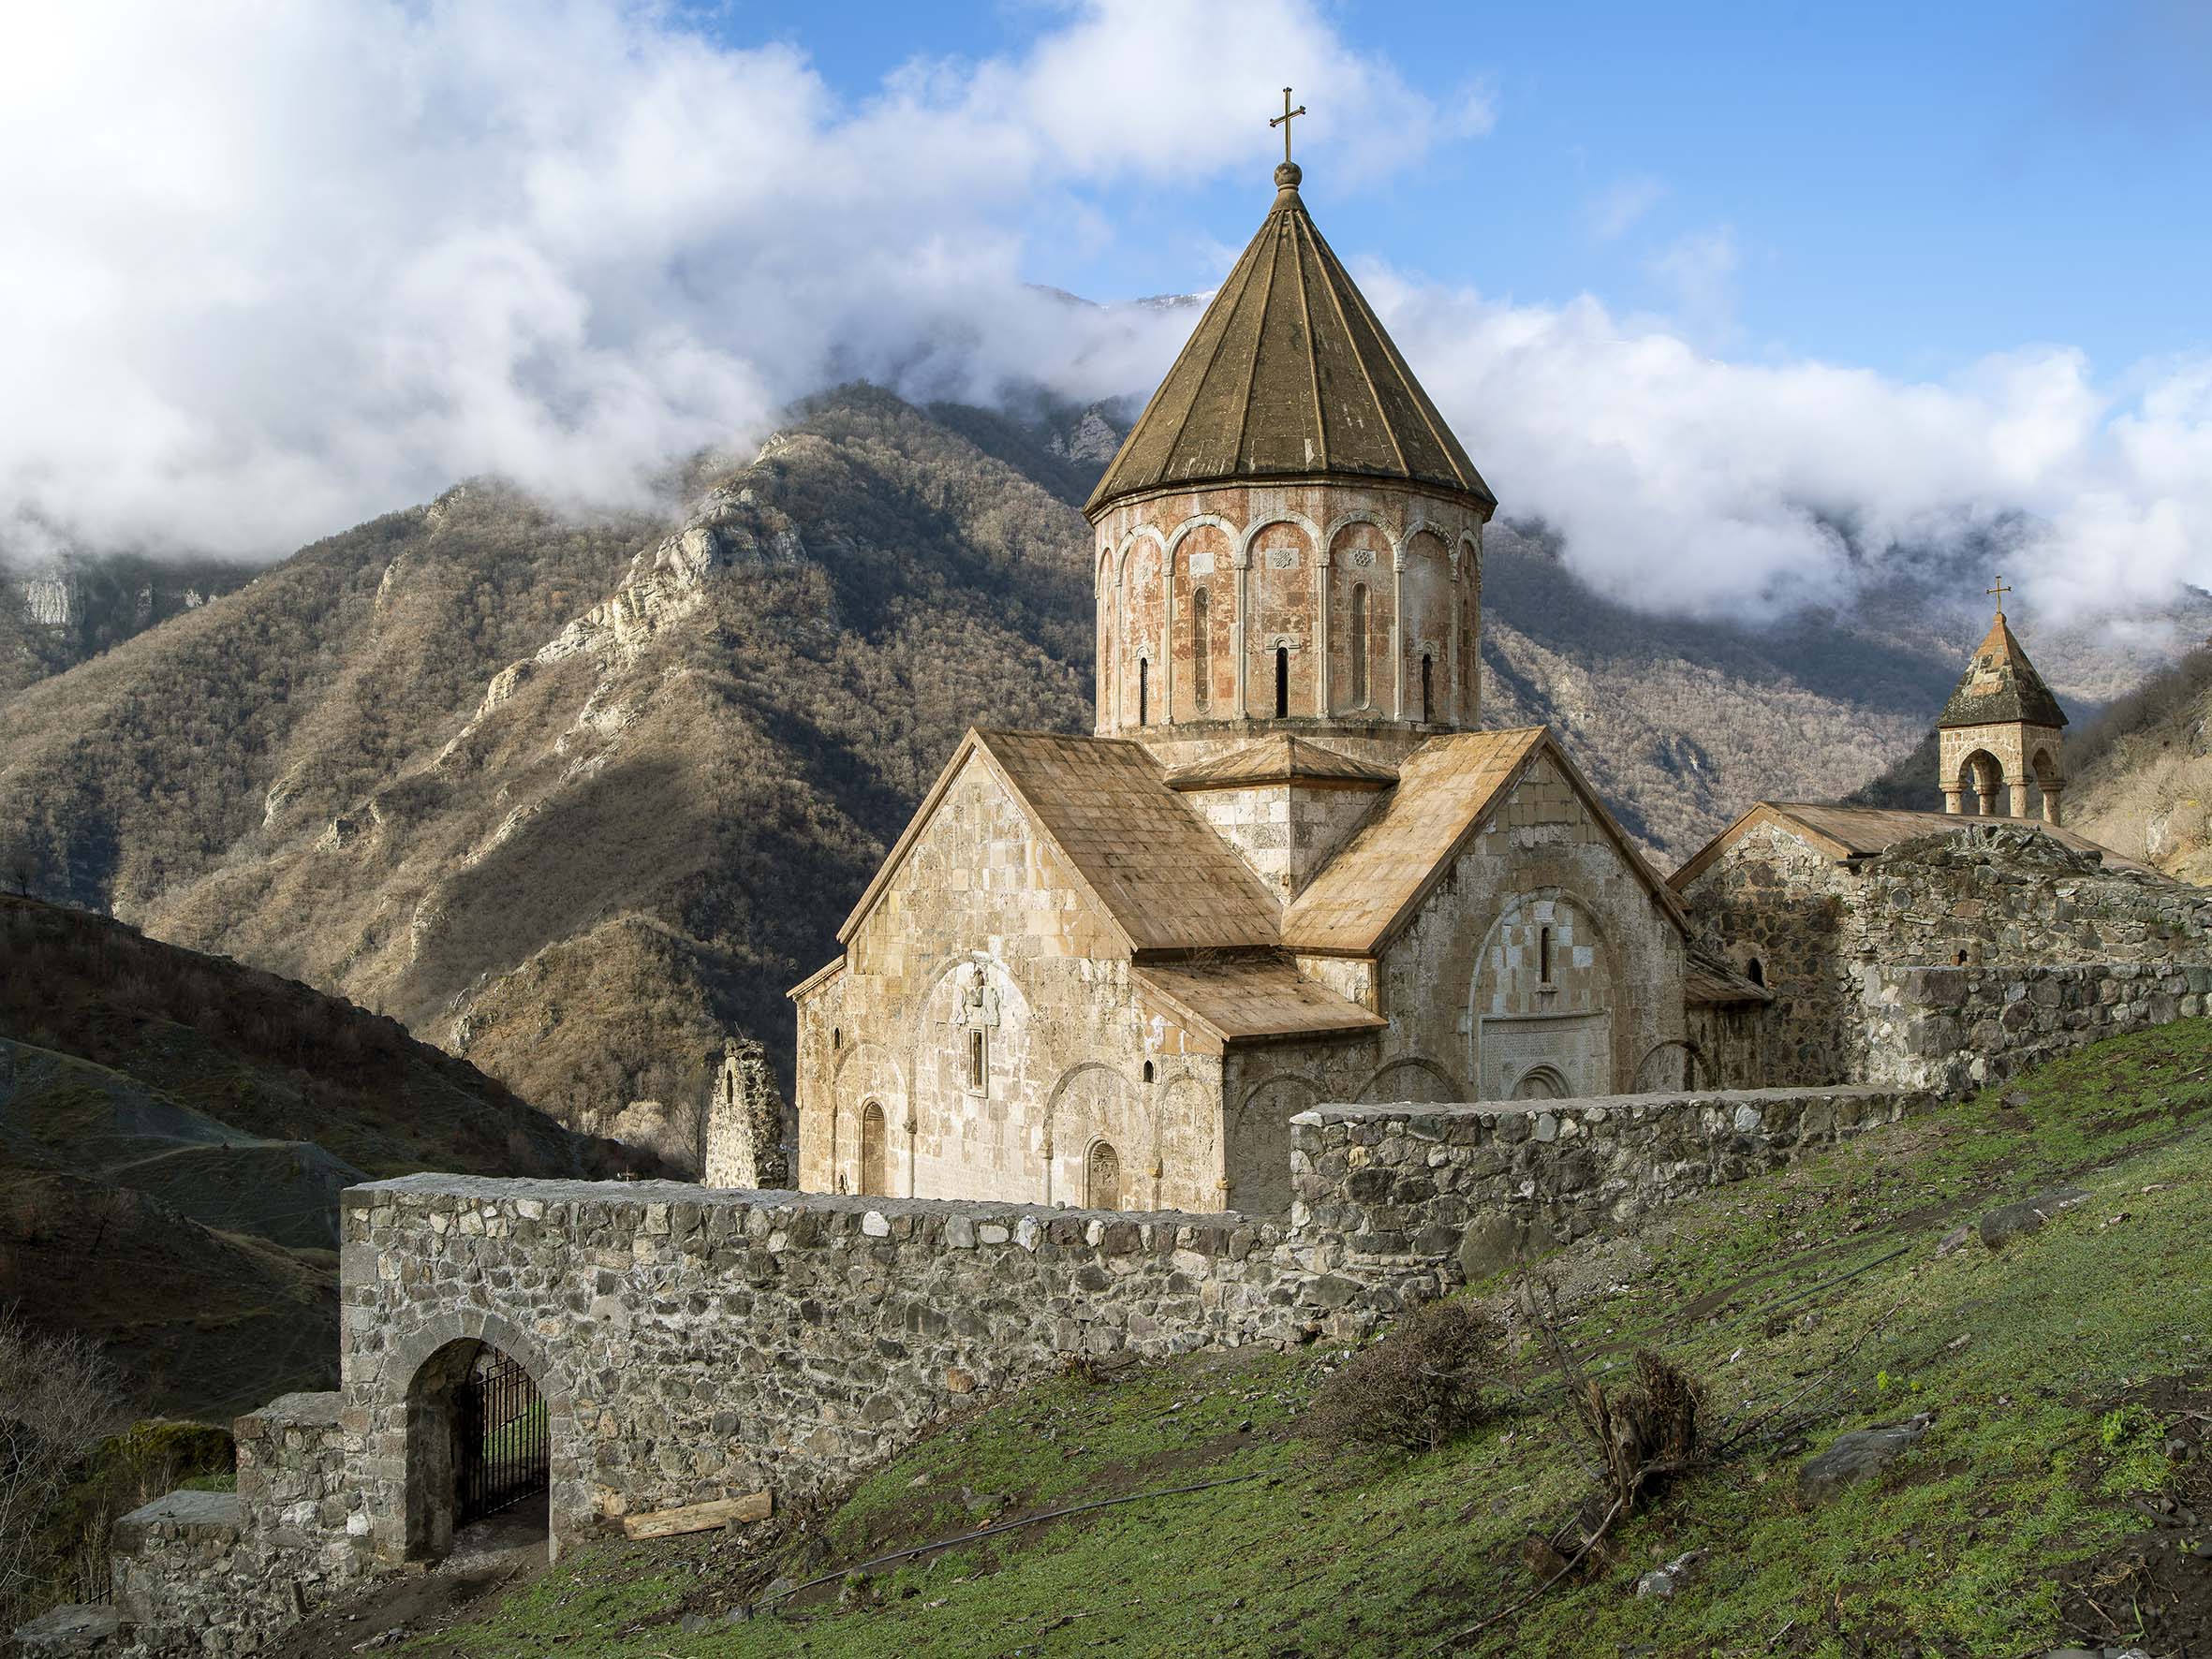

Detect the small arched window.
[
  {"left": 1085, "top": 1140, "right": 1121, "bottom": 1210},
  {"left": 1539, "top": 925, "right": 1555, "bottom": 987},
  {"left": 1421, "top": 653, "right": 1435, "bottom": 724},
  {"left": 1137, "top": 656, "right": 1149, "bottom": 727},
  {"left": 831, "top": 1025, "right": 842, "bottom": 1050},
  {"left": 1192, "top": 588, "right": 1212, "bottom": 712},
  {"left": 967, "top": 1027, "right": 988, "bottom": 1094},
  {"left": 1349, "top": 583, "right": 1368, "bottom": 706},
  {"left": 1142, "top": 1060, "right": 1155, "bottom": 1084},
  {"left": 1747, "top": 958, "right": 1765, "bottom": 987},
  {"left": 1276, "top": 646, "right": 1290, "bottom": 718}
]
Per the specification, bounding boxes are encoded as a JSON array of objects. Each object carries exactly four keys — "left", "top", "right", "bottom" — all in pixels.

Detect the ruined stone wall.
[
  {"left": 702, "top": 1037, "right": 789, "bottom": 1189},
  {"left": 792, "top": 751, "right": 1226, "bottom": 1211},
  {"left": 1287, "top": 1086, "right": 1928, "bottom": 1299},
  {"left": 1679, "top": 821, "right": 2212, "bottom": 1089},
  {"left": 111, "top": 1395, "right": 365, "bottom": 1657},
  {"left": 1856, "top": 962, "right": 2212, "bottom": 1095}
]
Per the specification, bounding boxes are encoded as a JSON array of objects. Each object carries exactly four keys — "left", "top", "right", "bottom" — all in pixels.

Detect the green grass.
[{"left": 407, "top": 1020, "right": 2212, "bottom": 1658}]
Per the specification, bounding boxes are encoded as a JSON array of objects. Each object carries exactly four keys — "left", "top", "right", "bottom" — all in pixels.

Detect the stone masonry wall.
[
  {"left": 110, "top": 1082, "right": 1921, "bottom": 1654},
  {"left": 1681, "top": 820, "right": 2212, "bottom": 1088},
  {"left": 1286, "top": 1085, "right": 1926, "bottom": 1300},
  {"left": 111, "top": 1396, "right": 366, "bottom": 1657},
  {"left": 338, "top": 1181, "right": 1298, "bottom": 1567},
  {"left": 1856, "top": 962, "right": 2212, "bottom": 1095}
]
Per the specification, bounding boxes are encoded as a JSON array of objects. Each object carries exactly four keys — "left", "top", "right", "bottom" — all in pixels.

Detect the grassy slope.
[{"left": 370, "top": 1020, "right": 2212, "bottom": 1659}]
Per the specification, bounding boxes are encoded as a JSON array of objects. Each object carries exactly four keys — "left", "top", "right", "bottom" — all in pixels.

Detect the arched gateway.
[{"left": 376, "top": 1311, "right": 576, "bottom": 1565}]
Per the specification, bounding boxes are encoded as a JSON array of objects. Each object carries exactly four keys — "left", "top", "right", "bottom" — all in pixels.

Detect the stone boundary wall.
[
  {"left": 103, "top": 1084, "right": 1923, "bottom": 1655},
  {"left": 1287, "top": 1085, "right": 1926, "bottom": 1299},
  {"left": 1857, "top": 962, "right": 2211, "bottom": 1095},
  {"left": 337, "top": 1183, "right": 1298, "bottom": 1569}
]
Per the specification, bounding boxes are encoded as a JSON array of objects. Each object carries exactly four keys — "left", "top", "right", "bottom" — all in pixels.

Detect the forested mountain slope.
[{"left": 0, "top": 388, "right": 2192, "bottom": 1156}]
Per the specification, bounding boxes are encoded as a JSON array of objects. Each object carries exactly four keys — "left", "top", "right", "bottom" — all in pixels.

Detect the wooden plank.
[{"left": 618, "top": 1491, "right": 773, "bottom": 1540}]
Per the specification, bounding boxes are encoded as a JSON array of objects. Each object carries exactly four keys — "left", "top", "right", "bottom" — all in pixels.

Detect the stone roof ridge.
[
  {"left": 1938, "top": 610, "right": 2068, "bottom": 730},
  {"left": 1084, "top": 175, "right": 1496, "bottom": 517},
  {"left": 1668, "top": 800, "right": 2163, "bottom": 890},
  {"left": 1165, "top": 734, "right": 1398, "bottom": 790}
]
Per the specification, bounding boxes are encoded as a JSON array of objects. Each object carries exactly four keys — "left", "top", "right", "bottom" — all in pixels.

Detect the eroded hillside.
[
  {"left": 0, "top": 894, "right": 652, "bottom": 1417},
  {"left": 0, "top": 388, "right": 2197, "bottom": 1158}
]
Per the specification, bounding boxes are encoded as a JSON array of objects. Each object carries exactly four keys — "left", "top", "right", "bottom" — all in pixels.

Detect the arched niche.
[
  {"left": 1470, "top": 888, "right": 1618, "bottom": 1100},
  {"left": 1328, "top": 519, "right": 1394, "bottom": 714},
  {"left": 1043, "top": 1062, "right": 1147, "bottom": 1210},
  {"left": 1170, "top": 520, "right": 1236, "bottom": 721},
  {"left": 1121, "top": 537, "right": 1166, "bottom": 729},
  {"left": 1226, "top": 1072, "right": 1320, "bottom": 1216},
  {"left": 1396, "top": 527, "right": 1453, "bottom": 725},
  {"left": 1242, "top": 519, "right": 1319, "bottom": 718}
]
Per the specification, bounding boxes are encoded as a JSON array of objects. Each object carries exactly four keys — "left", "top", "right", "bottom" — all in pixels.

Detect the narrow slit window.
[
  {"left": 1539, "top": 925, "right": 1555, "bottom": 986},
  {"left": 968, "top": 1028, "right": 987, "bottom": 1094},
  {"left": 1349, "top": 583, "right": 1368, "bottom": 705},
  {"left": 1137, "top": 657, "right": 1148, "bottom": 727},
  {"left": 1421, "top": 653, "right": 1434, "bottom": 724},
  {"left": 1192, "top": 588, "right": 1211, "bottom": 712},
  {"left": 1276, "top": 646, "right": 1290, "bottom": 718}
]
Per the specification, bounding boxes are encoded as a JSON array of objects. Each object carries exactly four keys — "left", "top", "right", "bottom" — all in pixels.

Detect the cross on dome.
[{"left": 1269, "top": 86, "right": 1306, "bottom": 166}]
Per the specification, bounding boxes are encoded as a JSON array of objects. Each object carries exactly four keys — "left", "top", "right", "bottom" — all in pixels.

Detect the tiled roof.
[
  {"left": 1938, "top": 612, "right": 2068, "bottom": 729},
  {"left": 1164, "top": 735, "right": 1397, "bottom": 791},
  {"left": 1134, "top": 953, "right": 1385, "bottom": 1049},
  {"left": 1281, "top": 727, "right": 1687, "bottom": 953},
  {"left": 1669, "top": 802, "right": 2157, "bottom": 889},
  {"left": 837, "top": 729, "right": 1281, "bottom": 954},
  {"left": 1085, "top": 167, "right": 1495, "bottom": 517}
]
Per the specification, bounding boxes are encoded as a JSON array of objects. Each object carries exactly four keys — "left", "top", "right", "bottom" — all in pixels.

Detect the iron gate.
[{"left": 453, "top": 1346, "right": 548, "bottom": 1527}]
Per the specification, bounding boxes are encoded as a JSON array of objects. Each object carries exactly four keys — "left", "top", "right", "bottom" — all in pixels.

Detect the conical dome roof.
[
  {"left": 1086, "top": 164, "right": 1495, "bottom": 518},
  {"left": 1939, "top": 610, "right": 2068, "bottom": 729}
]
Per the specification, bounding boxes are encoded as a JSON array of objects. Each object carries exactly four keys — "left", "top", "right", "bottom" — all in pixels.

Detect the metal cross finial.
[
  {"left": 1986, "top": 577, "right": 2012, "bottom": 616},
  {"left": 1270, "top": 87, "right": 1306, "bottom": 166}
]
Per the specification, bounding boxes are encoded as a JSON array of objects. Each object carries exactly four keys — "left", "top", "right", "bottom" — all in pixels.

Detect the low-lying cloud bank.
[{"left": 2, "top": 1, "right": 2205, "bottom": 626}]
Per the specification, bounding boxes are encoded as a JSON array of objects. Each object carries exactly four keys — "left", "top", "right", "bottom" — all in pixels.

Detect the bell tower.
[
  {"left": 1937, "top": 580, "right": 2068, "bottom": 823},
  {"left": 1084, "top": 100, "right": 1496, "bottom": 771}
]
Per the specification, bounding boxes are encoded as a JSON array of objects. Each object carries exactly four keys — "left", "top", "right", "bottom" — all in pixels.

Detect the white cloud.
[
  {"left": 0, "top": 0, "right": 2206, "bottom": 637},
  {"left": 1364, "top": 265, "right": 2212, "bottom": 620},
  {"left": 0, "top": 0, "right": 1463, "bottom": 560}
]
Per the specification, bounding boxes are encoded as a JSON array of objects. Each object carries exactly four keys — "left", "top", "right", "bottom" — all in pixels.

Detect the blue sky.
[{"left": 711, "top": 0, "right": 2212, "bottom": 377}]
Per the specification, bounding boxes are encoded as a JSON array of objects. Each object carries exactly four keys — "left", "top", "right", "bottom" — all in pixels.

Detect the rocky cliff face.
[
  {"left": 1, "top": 551, "right": 258, "bottom": 692},
  {"left": 0, "top": 386, "right": 2195, "bottom": 1165}
]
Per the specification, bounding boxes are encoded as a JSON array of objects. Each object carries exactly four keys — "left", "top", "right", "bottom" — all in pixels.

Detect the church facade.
[{"left": 789, "top": 157, "right": 1692, "bottom": 1214}]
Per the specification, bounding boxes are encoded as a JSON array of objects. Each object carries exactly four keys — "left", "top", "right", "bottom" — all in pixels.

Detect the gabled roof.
[
  {"left": 1668, "top": 801, "right": 2156, "bottom": 890},
  {"left": 1165, "top": 734, "right": 1397, "bottom": 792},
  {"left": 1281, "top": 727, "right": 1689, "bottom": 954},
  {"left": 1939, "top": 611, "right": 2068, "bottom": 730},
  {"left": 1133, "top": 953, "right": 1386, "bottom": 1051},
  {"left": 836, "top": 728, "right": 1281, "bottom": 955},
  {"left": 1085, "top": 166, "right": 1496, "bottom": 518}
]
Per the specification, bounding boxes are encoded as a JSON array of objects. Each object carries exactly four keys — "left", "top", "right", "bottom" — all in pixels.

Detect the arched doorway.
[
  {"left": 404, "top": 1339, "right": 550, "bottom": 1562},
  {"left": 1085, "top": 1139, "right": 1121, "bottom": 1209},
  {"left": 860, "top": 1100, "right": 887, "bottom": 1197}
]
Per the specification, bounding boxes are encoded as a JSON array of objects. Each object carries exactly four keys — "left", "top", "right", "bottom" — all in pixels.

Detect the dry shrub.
[
  {"left": 1306, "top": 1299, "right": 1501, "bottom": 1453},
  {"left": 1587, "top": 1349, "right": 1703, "bottom": 1513}
]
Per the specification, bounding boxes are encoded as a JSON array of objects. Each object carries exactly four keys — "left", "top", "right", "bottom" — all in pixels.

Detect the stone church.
[{"left": 789, "top": 154, "right": 1694, "bottom": 1214}]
